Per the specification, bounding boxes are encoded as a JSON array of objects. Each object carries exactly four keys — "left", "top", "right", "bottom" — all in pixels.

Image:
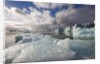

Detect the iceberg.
[
  {"left": 73, "top": 26, "right": 95, "bottom": 40},
  {"left": 5, "top": 34, "right": 76, "bottom": 63}
]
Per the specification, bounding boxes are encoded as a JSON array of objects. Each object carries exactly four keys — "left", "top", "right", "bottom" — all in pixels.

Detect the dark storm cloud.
[{"left": 56, "top": 5, "right": 95, "bottom": 26}]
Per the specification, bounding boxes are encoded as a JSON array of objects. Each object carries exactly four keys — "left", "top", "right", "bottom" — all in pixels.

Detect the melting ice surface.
[{"left": 4, "top": 27, "right": 95, "bottom": 63}]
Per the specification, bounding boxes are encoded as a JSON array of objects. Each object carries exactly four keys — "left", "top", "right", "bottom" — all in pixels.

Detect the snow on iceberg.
[{"left": 5, "top": 34, "right": 76, "bottom": 63}]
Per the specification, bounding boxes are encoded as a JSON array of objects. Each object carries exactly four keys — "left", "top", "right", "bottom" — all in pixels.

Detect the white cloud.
[
  {"left": 10, "top": 7, "right": 27, "bottom": 16},
  {"left": 33, "top": 2, "right": 67, "bottom": 9},
  {"left": 5, "top": 6, "right": 56, "bottom": 31},
  {"left": 5, "top": 7, "right": 32, "bottom": 24},
  {"left": 29, "top": 8, "right": 55, "bottom": 25}
]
